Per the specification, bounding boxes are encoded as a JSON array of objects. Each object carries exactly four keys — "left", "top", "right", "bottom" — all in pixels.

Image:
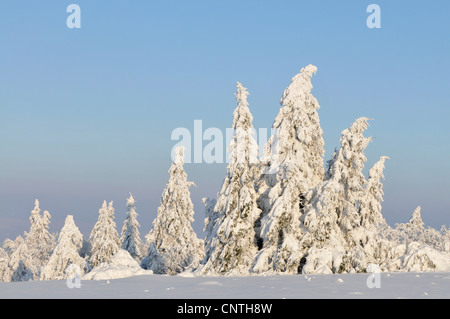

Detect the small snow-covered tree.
[
  {"left": 142, "top": 147, "right": 204, "bottom": 274},
  {"left": 395, "top": 206, "right": 425, "bottom": 244},
  {"left": 409, "top": 206, "right": 425, "bottom": 233},
  {"left": 89, "top": 201, "right": 120, "bottom": 267},
  {"left": 7, "top": 236, "right": 33, "bottom": 282},
  {"left": 0, "top": 248, "right": 11, "bottom": 282},
  {"left": 41, "top": 215, "right": 86, "bottom": 280},
  {"left": 360, "top": 156, "right": 390, "bottom": 230},
  {"left": 200, "top": 82, "right": 260, "bottom": 275},
  {"left": 120, "top": 193, "right": 142, "bottom": 261},
  {"left": 24, "top": 200, "right": 55, "bottom": 277},
  {"left": 254, "top": 65, "right": 325, "bottom": 274},
  {"left": 419, "top": 226, "right": 448, "bottom": 252},
  {"left": 327, "top": 117, "right": 372, "bottom": 234}
]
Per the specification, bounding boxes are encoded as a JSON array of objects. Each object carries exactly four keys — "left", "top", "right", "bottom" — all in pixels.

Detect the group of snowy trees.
[
  {"left": 1, "top": 64, "right": 449, "bottom": 282},
  {"left": 198, "top": 65, "right": 449, "bottom": 275},
  {"left": 0, "top": 197, "right": 144, "bottom": 281},
  {"left": 0, "top": 147, "right": 206, "bottom": 281}
]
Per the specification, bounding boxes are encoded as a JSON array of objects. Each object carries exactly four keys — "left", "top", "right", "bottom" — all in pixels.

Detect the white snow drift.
[{"left": 82, "top": 249, "right": 152, "bottom": 281}]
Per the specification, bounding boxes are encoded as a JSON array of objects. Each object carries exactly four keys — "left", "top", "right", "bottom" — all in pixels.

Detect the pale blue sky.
[{"left": 0, "top": 1, "right": 449, "bottom": 240}]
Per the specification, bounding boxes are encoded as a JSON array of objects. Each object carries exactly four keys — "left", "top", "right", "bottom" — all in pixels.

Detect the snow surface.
[
  {"left": 1, "top": 242, "right": 449, "bottom": 299},
  {"left": 0, "top": 272, "right": 449, "bottom": 299}
]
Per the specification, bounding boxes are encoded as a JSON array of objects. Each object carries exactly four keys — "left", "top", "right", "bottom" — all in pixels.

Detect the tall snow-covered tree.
[
  {"left": 142, "top": 147, "right": 204, "bottom": 275},
  {"left": 120, "top": 193, "right": 142, "bottom": 261},
  {"left": 24, "top": 200, "right": 55, "bottom": 277},
  {"left": 327, "top": 117, "right": 372, "bottom": 234},
  {"left": 300, "top": 117, "right": 375, "bottom": 273},
  {"left": 89, "top": 201, "right": 120, "bottom": 267},
  {"left": 41, "top": 215, "right": 86, "bottom": 280},
  {"left": 253, "top": 65, "right": 325, "bottom": 274},
  {"left": 357, "top": 156, "right": 392, "bottom": 265},
  {"left": 200, "top": 82, "right": 260, "bottom": 275}
]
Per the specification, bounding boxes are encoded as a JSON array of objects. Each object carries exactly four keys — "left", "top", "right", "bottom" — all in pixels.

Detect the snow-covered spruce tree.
[
  {"left": 200, "top": 82, "right": 260, "bottom": 275},
  {"left": 329, "top": 117, "right": 375, "bottom": 272},
  {"left": 253, "top": 65, "right": 325, "bottom": 274},
  {"left": 7, "top": 236, "right": 33, "bottom": 282},
  {"left": 395, "top": 206, "right": 425, "bottom": 244},
  {"left": 360, "top": 156, "right": 390, "bottom": 230},
  {"left": 0, "top": 248, "right": 11, "bottom": 282},
  {"left": 142, "top": 147, "right": 204, "bottom": 275},
  {"left": 120, "top": 193, "right": 142, "bottom": 261},
  {"left": 41, "top": 215, "right": 86, "bottom": 280},
  {"left": 327, "top": 117, "right": 372, "bottom": 234},
  {"left": 299, "top": 180, "right": 347, "bottom": 274},
  {"left": 341, "top": 118, "right": 378, "bottom": 270},
  {"left": 408, "top": 206, "right": 425, "bottom": 234},
  {"left": 299, "top": 117, "right": 375, "bottom": 273},
  {"left": 89, "top": 201, "right": 120, "bottom": 268},
  {"left": 358, "top": 156, "right": 392, "bottom": 265},
  {"left": 24, "top": 200, "right": 55, "bottom": 278}
]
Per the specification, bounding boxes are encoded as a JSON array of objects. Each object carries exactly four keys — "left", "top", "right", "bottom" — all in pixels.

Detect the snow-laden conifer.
[
  {"left": 7, "top": 236, "right": 33, "bottom": 281},
  {"left": 299, "top": 180, "right": 347, "bottom": 273},
  {"left": 327, "top": 117, "right": 372, "bottom": 233},
  {"left": 300, "top": 117, "right": 374, "bottom": 273},
  {"left": 360, "top": 156, "right": 390, "bottom": 230},
  {"left": 142, "top": 147, "right": 204, "bottom": 274},
  {"left": 120, "top": 193, "right": 142, "bottom": 261},
  {"left": 24, "top": 200, "right": 55, "bottom": 277},
  {"left": 89, "top": 201, "right": 120, "bottom": 267},
  {"left": 0, "top": 248, "right": 11, "bottom": 282},
  {"left": 200, "top": 82, "right": 260, "bottom": 275},
  {"left": 358, "top": 156, "right": 392, "bottom": 265},
  {"left": 409, "top": 206, "right": 425, "bottom": 233},
  {"left": 395, "top": 206, "right": 425, "bottom": 244},
  {"left": 253, "top": 65, "right": 325, "bottom": 273},
  {"left": 41, "top": 215, "right": 86, "bottom": 280}
]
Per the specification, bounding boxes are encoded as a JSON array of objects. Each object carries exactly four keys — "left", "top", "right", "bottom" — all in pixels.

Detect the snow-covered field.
[{"left": 1, "top": 272, "right": 449, "bottom": 299}]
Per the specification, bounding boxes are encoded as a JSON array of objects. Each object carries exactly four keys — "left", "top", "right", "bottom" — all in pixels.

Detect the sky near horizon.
[{"left": 0, "top": 1, "right": 449, "bottom": 241}]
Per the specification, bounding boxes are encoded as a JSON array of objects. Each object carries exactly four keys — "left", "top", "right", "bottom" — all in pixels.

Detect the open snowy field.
[{"left": 0, "top": 272, "right": 449, "bottom": 299}]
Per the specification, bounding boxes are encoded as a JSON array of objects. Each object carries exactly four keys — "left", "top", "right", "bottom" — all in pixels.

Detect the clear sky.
[{"left": 0, "top": 1, "right": 449, "bottom": 241}]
